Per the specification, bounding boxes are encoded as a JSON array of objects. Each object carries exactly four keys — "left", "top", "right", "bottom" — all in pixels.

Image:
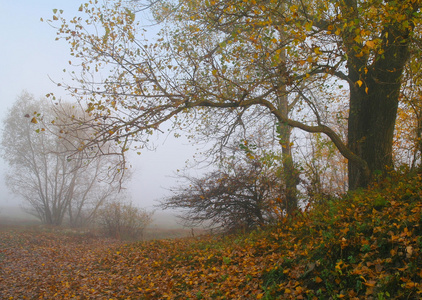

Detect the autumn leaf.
[{"left": 365, "top": 40, "right": 375, "bottom": 49}]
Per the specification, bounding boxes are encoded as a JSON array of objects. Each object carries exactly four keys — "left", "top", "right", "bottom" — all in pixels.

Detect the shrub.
[{"left": 97, "top": 201, "right": 153, "bottom": 241}]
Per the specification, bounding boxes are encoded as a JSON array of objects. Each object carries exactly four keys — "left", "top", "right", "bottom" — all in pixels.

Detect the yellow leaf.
[
  {"left": 246, "top": 153, "right": 255, "bottom": 160},
  {"left": 365, "top": 87, "right": 369, "bottom": 94},
  {"left": 315, "top": 276, "right": 323, "bottom": 283},
  {"left": 365, "top": 40, "right": 375, "bottom": 48},
  {"left": 31, "top": 117, "right": 38, "bottom": 124},
  {"left": 212, "top": 69, "right": 218, "bottom": 76},
  {"left": 356, "top": 80, "right": 363, "bottom": 87},
  {"left": 257, "top": 294, "right": 264, "bottom": 299},
  {"left": 290, "top": 5, "right": 298, "bottom": 12}
]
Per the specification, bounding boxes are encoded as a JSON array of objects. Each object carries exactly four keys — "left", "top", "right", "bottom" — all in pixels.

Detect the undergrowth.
[{"left": 1, "top": 171, "right": 422, "bottom": 299}]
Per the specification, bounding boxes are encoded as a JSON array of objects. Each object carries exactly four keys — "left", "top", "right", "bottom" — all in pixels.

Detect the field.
[{"left": 1, "top": 172, "right": 422, "bottom": 299}]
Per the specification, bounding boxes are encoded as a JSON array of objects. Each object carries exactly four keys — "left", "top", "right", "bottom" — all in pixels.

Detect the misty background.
[{"left": 0, "top": 1, "right": 199, "bottom": 225}]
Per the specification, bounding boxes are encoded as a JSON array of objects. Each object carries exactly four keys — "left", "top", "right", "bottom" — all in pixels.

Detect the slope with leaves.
[
  {"left": 269, "top": 171, "right": 422, "bottom": 299},
  {"left": 1, "top": 172, "right": 422, "bottom": 299}
]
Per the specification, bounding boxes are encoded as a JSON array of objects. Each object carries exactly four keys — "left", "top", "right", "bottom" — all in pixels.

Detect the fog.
[{"left": 0, "top": 1, "right": 201, "bottom": 214}]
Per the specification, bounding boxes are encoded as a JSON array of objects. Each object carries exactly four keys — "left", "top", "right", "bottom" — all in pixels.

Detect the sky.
[{"left": 0, "top": 0, "right": 198, "bottom": 210}]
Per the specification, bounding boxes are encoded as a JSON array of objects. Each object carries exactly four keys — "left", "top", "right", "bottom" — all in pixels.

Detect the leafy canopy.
[{"left": 47, "top": 0, "right": 422, "bottom": 189}]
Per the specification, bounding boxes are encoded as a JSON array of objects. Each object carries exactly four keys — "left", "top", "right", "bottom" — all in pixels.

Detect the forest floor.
[{"left": 1, "top": 171, "right": 422, "bottom": 299}]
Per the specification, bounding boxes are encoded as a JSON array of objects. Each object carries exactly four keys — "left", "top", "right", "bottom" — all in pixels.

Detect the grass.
[{"left": 1, "top": 171, "right": 422, "bottom": 299}]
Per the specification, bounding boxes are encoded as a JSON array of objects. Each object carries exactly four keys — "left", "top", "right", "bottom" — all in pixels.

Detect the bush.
[{"left": 97, "top": 201, "right": 153, "bottom": 241}]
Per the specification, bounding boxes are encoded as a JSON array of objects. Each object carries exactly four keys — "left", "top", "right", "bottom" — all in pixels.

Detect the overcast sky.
[{"left": 0, "top": 1, "right": 198, "bottom": 209}]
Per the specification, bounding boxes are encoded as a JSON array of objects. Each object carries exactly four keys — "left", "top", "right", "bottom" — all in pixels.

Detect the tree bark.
[
  {"left": 277, "top": 91, "right": 299, "bottom": 214},
  {"left": 347, "top": 22, "right": 412, "bottom": 189}
]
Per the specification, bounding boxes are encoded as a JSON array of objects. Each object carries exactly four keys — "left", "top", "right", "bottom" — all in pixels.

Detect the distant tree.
[
  {"left": 298, "top": 99, "right": 349, "bottom": 200},
  {"left": 97, "top": 199, "right": 153, "bottom": 240},
  {"left": 160, "top": 142, "right": 283, "bottom": 233},
  {"left": 393, "top": 55, "right": 422, "bottom": 169},
  {"left": 1, "top": 92, "right": 127, "bottom": 226},
  {"left": 300, "top": 132, "right": 348, "bottom": 203}
]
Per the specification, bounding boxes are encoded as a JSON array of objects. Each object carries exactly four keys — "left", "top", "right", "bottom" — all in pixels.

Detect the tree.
[
  {"left": 160, "top": 142, "right": 283, "bottom": 232},
  {"left": 297, "top": 97, "right": 349, "bottom": 199},
  {"left": 300, "top": 132, "right": 348, "bottom": 201},
  {"left": 49, "top": 0, "right": 421, "bottom": 201},
  {"left": 392, "top": 53, "right": 422, "bottom": 169},
  {"left": 1, "top": 92, "right": 127, "bottom": 226}
]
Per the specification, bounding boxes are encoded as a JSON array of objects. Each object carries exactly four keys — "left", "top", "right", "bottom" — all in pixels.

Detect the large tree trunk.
[
  {"left": 348, "top": 76, "right": 399, "bottom": 189},
  {"left": 347, "top": 22, "right": 411, "bottom": 189}
]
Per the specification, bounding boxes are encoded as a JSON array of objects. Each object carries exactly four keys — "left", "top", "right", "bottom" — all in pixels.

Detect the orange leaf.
[{"left": 363, "top": 280, "right": 376, "bottom": 287}]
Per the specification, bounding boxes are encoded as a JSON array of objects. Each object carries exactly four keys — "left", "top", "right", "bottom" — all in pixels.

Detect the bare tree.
[
  {"left": 160, "top": 142, "right": 283, "bottom": 233},
  {"left": 1, "top": 92, "right": 127, "bottom": 226}
]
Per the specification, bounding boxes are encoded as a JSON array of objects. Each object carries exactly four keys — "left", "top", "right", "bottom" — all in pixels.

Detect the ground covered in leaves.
[{"left": 1, "top": 172, "right": 422, "bottom": 299}]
